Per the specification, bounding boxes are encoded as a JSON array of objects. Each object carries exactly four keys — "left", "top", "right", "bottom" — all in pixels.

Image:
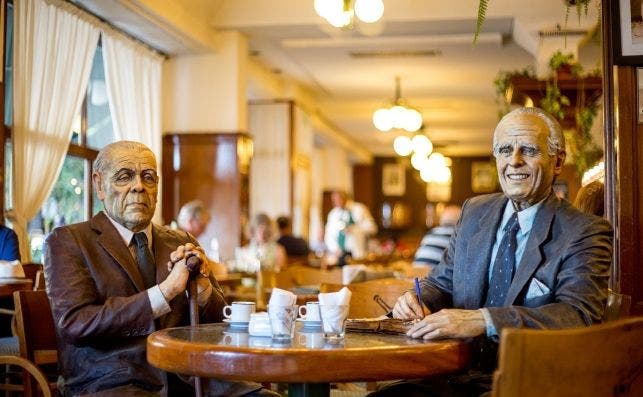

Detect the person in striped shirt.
[{"left": 413, "top": 204, "right": 461, "bottom": 268}]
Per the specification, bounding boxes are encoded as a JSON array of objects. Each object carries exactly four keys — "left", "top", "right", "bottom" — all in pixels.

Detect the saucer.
[
  {"left": 223, "top": 328, "right": 249, "bottom": 334},
  {"left": 223, "top": 319, "right": 250, "bottom": 328}
]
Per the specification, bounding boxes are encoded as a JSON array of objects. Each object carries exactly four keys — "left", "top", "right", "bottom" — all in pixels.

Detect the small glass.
[
  {"left": 268, "top": 304, "right": 298, "bottom": 340},
  {"left": 319, "top": 304, "right": 349, "bottom": 342}
]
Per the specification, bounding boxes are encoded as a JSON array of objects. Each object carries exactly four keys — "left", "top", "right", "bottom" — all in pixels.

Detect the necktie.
[
  {"left": 485, "top": 212, "right": 520, "bottom": 307},
  {"left": 133, "top": 232, "right": 156, "bottom": 288}
]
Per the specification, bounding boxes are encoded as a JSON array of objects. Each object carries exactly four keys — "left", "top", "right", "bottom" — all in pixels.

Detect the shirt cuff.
[
  {"left": 196, "top": 277, "right": 213, "bottom": 307},
  {"left": 479, "top": 308, "right": 499, "bottom": 338},
  {"left": 148, "top": 286, "right": 172, "bottom": 318}
]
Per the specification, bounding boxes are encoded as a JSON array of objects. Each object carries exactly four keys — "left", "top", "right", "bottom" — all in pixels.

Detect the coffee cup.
[
  {"left": 298, "top": 301, "right": 321, "bottom": 322},
  {"left": 222, "top": 301, "right": 256, "bottom": 323}
]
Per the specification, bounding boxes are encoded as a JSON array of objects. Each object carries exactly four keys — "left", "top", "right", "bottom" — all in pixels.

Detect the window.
[{"left": 3, "top": 5, "right": 114, "bottom": 261}]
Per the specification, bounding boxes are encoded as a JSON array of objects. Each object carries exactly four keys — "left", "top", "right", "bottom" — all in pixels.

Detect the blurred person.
[
  {"left": 573, "top": 180, "right": 604, "bottom": 217},
  {"left": 45, "top": 141, "right": 275, "bottom": 397},
  {"left": 0, "top": 223, "right": 20, "bottom": 261},
  {"left": 372, "top": 108, "right": 612, "bottom": 397},
  {"left": 234, "top": 213, "right": 286, "bottom": 273},
  {"left": 324, "top": 190, "right": 377, "bottom": 266},
  {"left": 276, "top": 215, "right": 309, "bottom": 258},
  {"left": 177, "top": 200, "right": 226, "bottom": 275},
  {"left": 413, "top": 204, "right": 461, "bottom": 269}
]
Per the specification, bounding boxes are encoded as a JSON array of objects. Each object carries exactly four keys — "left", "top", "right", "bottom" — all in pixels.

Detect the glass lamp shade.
[
  {"left": 411, "top": 134, "right": 433, "bottom": 155},
  {"left": 402, "top": 108, "right": 423, "bottom": 132},
  {"left": 393, "top": 136, "right": 413, "bottom": 156},
  {"left": 354, "top": 0, "right": 384, "bottom": 23},
  {"left": 327, "top": 9, "right": 353, "bottom": 27},
  {"left": 427, "top": 152, "right": 446, "bottom": 167},
  {"left": 390, "top": 105, "right": 407, "bottom": 129},
  {"left": 411, "top": 152, "right": 429, "bottom": 170},
  {"left": 373, "top": 108, "right": 393, "bottom": 131},
  {"left": 314, "top": 0, "right": 343, "bottom": 20}
]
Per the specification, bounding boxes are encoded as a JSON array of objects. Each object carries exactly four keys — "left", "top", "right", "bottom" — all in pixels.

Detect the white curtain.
[
  {"left": 101, "top": 33, "right": 163, "bottom": 221},
  {"left": 11, "top": 0, "right": 99, "bottom": 260}
]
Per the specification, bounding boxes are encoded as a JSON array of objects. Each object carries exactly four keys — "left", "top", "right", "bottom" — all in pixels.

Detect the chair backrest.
[
  {"left": 21, "top": 263, "right": 43, "bottom": 287},
  {"left": 320, "top": 278, "right": 413, "bottom": 318},
  {"left": 492, "top": 317, "right": 643, "bottom": 397},
  {"left": 13, "top": 290, "right": 57, "bottom": 366}
]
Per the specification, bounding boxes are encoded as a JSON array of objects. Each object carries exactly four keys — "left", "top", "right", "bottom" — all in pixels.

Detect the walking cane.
[{"left": 185, "top": 254, "right": 204, "bottom": 397}]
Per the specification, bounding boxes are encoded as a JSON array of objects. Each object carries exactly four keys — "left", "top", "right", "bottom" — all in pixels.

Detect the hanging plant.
[
  {"left": 475, "top": 0, "right": 597, "bottom": 44},
  {"left": 492, "top": 66, "right": 536, "bottom": 119},
  {"left": 540, "top": 83, "right": 571, "bottom": 121}
]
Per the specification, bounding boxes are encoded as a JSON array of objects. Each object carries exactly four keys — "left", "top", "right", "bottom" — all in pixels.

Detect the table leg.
[{"left": 287, "top": 382, "right": 330, "bottom": 397}]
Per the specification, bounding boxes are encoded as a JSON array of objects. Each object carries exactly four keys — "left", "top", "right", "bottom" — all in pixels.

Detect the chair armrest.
[{"left": 0, "top": 355, "right": 52, "bottom": 397}]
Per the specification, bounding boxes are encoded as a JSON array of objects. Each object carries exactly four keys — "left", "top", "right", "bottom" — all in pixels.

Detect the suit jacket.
[
  {"left": 423, "top": 192, "right": 612, "bottom": 334},
  {"left": 44, "top": 212, "right": 227, "bottom": 396}
]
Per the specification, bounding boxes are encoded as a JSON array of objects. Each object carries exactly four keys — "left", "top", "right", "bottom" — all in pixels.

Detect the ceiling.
[{"left": 72, "top": 0, "right": 601, "bottom": 157}]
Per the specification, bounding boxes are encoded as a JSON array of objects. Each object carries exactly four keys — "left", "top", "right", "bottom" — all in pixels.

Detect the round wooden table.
[{"left": 148, "top": 323, "right": 471, "bottom": 397}]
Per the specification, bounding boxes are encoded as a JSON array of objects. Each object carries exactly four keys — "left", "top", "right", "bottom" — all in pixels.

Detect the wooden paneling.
[
  {"left": 615, "top": 67, "right": 643, "bottom": 315},
  {"left": 162, "top": 133, "right": 250, "bottom": 261},
  {"left": 353, "top": 165, "right": 374, "bottom": 211}
]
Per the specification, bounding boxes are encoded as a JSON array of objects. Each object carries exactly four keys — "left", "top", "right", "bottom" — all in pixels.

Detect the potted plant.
[
  {"left": 492, "top": 66, "right": 536, "bottom": 118},
  {"left": 548, "top": 50, "right": 583, "bottom": 80}
]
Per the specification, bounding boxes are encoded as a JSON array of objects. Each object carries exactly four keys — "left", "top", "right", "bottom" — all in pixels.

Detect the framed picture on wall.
[
  {"left": 382, "top": 163, "right": 406, "bottom": 196},
  {"left": 614, "top": 0, "right": 643, "bottom": 64},
  {"left": 471, "top": 162, "right": 497, "bottom": 193}
]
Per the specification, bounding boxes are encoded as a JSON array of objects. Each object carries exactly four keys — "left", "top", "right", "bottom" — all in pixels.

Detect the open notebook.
[{"left": 346, "top": 316, "right": 420, "bottom": 334}]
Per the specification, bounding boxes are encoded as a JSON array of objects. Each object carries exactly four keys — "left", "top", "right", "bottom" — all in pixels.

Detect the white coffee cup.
[
  {"left": 298, "top": 301, "right": 321, "bottom": 322},
  {"left": 222, "top": 301, "right": 256, "bottom": 323}
]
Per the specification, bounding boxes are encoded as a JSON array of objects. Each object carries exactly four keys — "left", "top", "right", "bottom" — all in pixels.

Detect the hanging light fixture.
[
  {"left": 373, "top": 76, "right": 423, "bottom": 132},
  {"left": 314, "top": 0, "right": 384, "bottom": 28}
]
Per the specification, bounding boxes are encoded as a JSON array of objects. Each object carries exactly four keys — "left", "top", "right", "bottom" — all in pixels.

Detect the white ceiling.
[{"left": 72, "top": 0, "right": 601, "bottom": 157}]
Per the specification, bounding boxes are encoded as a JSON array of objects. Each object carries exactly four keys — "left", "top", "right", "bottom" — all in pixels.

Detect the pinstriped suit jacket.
[{"left": 421, "top": 192, "right": 612, "bottom": 335}]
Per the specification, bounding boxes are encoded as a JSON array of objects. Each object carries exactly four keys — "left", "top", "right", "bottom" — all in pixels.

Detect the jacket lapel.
[
  {"left": 152, "top": 225, "right": 175, "bottom": 285},
  {"left": 92, "top": 212, "right": 146, "bottom": 292},
  {"left": 505, "top": 194, "right": 558, "bottom": 304},
  {"left": 464, "top": 195, "right": 507, "bottom": 308}
]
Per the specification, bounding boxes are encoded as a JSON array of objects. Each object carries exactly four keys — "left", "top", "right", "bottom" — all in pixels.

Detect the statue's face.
[
  {"left": 494, "top": 113, "right": 564, "bottom": 210},
  {"left": 94, "top": 147, "right": 158, "bottom": 231}
]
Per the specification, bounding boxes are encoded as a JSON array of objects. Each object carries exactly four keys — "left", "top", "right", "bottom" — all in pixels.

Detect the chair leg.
[{"left": 0, "top": 356, "right": 50, "bottom": 397}]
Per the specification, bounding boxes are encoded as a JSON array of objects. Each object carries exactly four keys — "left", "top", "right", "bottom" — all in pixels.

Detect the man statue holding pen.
[{"left": 372, "top": 107, "right": 613, "bottom": 396}]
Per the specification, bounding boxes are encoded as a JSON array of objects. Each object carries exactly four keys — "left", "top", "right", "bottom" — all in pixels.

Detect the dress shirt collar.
[
  {"left": 103, "top": 211, "right": 152, "bottom": 248},
  {"left": 500, "top": 197, "right": 545, "bottom": 237}
]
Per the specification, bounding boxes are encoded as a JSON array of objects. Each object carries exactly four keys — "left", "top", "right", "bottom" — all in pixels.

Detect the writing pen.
[{"left": 414, "top": 277, "right": 426, "bottom": 317}]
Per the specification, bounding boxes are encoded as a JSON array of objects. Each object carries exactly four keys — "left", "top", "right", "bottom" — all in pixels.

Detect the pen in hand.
[{"left": 414, "top": 277, "right": 426, "bottom": 318}]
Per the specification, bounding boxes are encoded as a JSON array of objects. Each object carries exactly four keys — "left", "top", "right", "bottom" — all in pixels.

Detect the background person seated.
[
  {"left": 177, "top": 200, "right": 226, "bottom": 275},
  {"left": 234, "top": 213, "right": 286, "bottom": 273},
  {"left": 573, "top": 180, "right": 604, "bottom": 217},
  {"left": 413, "top": 204, "right": 461, "bottom": 269},
  {"left": 276, "top": 216, "right": 309, "bottom": 261}
]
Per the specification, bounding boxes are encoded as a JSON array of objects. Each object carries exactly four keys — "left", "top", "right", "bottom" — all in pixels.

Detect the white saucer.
[
  {"left": 296, "top": 319, "right": 322, "bottom": 327},
  {"left": 223, "top": 319, "right": 250, "bottom": 327}
]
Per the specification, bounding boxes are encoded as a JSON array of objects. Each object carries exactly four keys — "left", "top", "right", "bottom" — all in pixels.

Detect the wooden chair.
[
  {"left": 491, "top": 316, "right": 643, "bottom": 397},
  {"left": 0, "top": 290, "right": 57, "bottom": 397},
  {"left": 320, "top": 278, "right": 413, "bottom": 318}
]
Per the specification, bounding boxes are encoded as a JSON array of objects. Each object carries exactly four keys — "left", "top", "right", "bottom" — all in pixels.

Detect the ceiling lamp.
[
  {"left": 373, "top": 76, "right": 423, "bottom": 132},
  {"left": 314, "top": 0, "right": 384, "bottom": 28}
]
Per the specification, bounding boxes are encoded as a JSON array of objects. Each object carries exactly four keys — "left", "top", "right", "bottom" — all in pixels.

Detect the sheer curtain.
[
  {"left": 11, "top": 0, "right": 99, "bottom": 260},
  {"left": 101, "top": 33, "right": 163, "bottom": 221}
]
